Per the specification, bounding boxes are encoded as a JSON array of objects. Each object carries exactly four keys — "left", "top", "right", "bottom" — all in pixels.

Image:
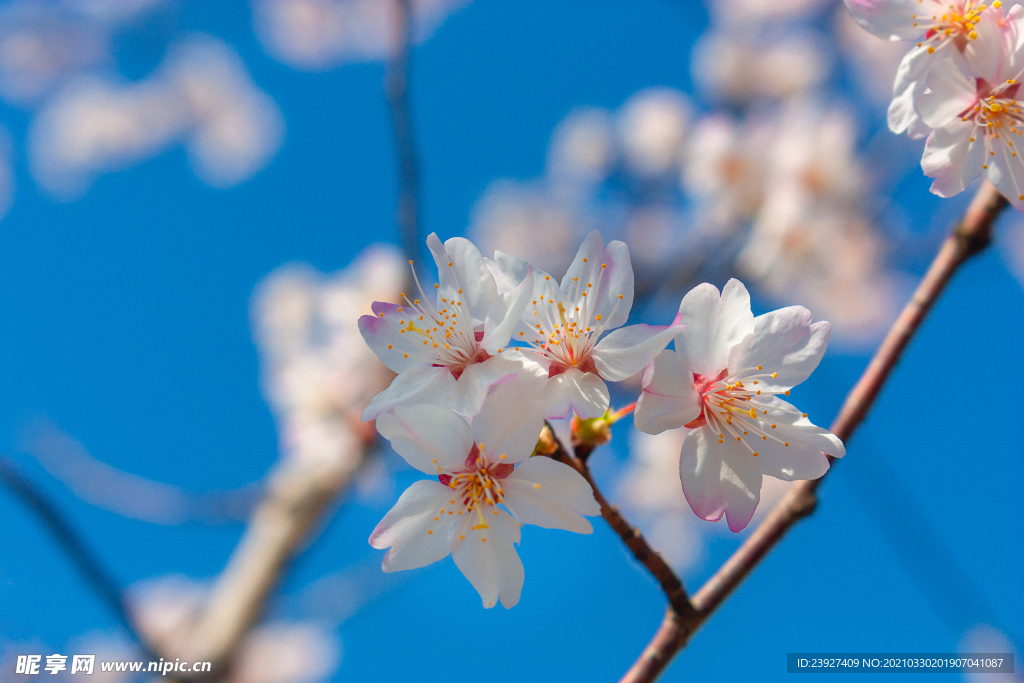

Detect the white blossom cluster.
[{"left": 359, "top": 232, "right": 844, "bottom": 607}]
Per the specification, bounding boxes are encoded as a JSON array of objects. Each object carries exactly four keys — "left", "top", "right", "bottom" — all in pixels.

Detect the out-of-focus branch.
[
  {"left": 177, "top": 448, "right": 366, "bottom": 673},
  {"left": 386, "top": 0, "right": 422, "bottom": 269},
  {"left": 0, "top": 454, "right": 157, "bottom": 658},
  {"left": 544, "top": 427, "right": 697, "bottom": 619},
  {"left": 619, "top": 181, "right": 1009, "bottom": 683}
]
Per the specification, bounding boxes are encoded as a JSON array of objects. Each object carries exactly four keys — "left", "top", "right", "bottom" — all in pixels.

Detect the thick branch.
[
  {"left": 0, "top": 455, "right": 157, "bottom": 658},
  {"left": 386, "top": 0, "right": 421, "bottom": 269},
  {"left": 619, "top": 181, "right": 1008, "bottom": 683},
  {"left": 178, "top": 449, "right": 365, "bottom": 673},
  {"left": 547, "top": 432, "right": 697, "bottom": 619}
]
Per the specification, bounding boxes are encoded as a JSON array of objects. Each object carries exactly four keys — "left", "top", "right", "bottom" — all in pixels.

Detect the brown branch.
[
  {"left": 386, "top": 0, "right": 421, "bottom": 270},
  {"left": 174, "top": 448, "right": 366, "bottom": 675},
  {"left": 545, "top": 428, "right": 697, "bottom": 619},
  {"left": 619, "top": 181, "right": 1009, "bottom": 683}
]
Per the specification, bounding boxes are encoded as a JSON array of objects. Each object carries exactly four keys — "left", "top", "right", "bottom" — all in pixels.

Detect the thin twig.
[
  {"left": 545, "top": 428, "right": 697, "bottom": 619},
  {"left": 0, "top": 454, "right": 157, "bottom": 659},
  {"left": 619, "top": 181, "right": 1009, "bottom": 683},
  {"left": 386, "top": 0, "right": 421, "bottom": 269}
]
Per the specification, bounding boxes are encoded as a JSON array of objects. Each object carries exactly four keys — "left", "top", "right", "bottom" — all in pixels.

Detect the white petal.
[
  {"left": 542, "top": 367, "right": 610, "bottom": 419},
  {"left": 963, "top": 9, "right": 1013, "bottom": 83},
  {"left": 679, "top": 427, "right": 763, "bottom": 533},
  {"left": 592, "top": 240, "right": 635, "bottom": 331},
  {"left": 737, "top": 309, "right": 830, "bottom": 392},
  {"left": 591, "top": 323, "right": 682, "bottom": 382},
  {"left": 481, "top": 269, "right": 534, "bottom": 353},
  {"left": 986, "top": 138, "right": 1024, "bottom": 211},
  {"left": 361, "top": 366, "right": 455, "bottom": 421},
  {"left": 470, "top": 378, "right": 547, "bottom": 464},
  {"left": 675, "top": 279, "right": 754, "bottom": 378},
  {"left": 743, "top": 396, "right": 843, "bottom": 481},
  {"left": 486, "top": 250, "right": 535, "bottom": 295},
  {"left": 918, "top": 59, "right": 977, "bottom": 129},
  {"left": 358, "top": 303, "right": 432, "bottom": 373},
  {"left": 922, "top": 120, "right": 984, "bottom": 198},
  {"left": 376, "top": 405, "right": 474, "bottom": 475},
  {"left": 503, "top": 456, "right": 599, "bottom": 533},
  {"left": 427, "top": 234, "right": 498, "bottom": 326},
  {"left": 842, "top": 0, "right": 929, "bottom": 40},
  {"left": 446, "top": 354, "right": 524, "bottom": 417},
  {"left": 452, "top": 509, "right": 524, "bottom": 609},
  {"left": 560, "top": 230, "right": 605, "bottom": 293},
  {"left": 634, "top": 349, "right": 702, "bottom": 435},
  {"left": 889, "top": 44, "right": 935, "bottom": 136},
  {"left": 369, "top": 480, "right": 461, "bottom": 572}
]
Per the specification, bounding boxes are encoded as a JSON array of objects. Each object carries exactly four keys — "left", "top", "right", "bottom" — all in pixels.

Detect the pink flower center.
[{"left": 437, "top": 444, "right": 513, "bottom": 522}]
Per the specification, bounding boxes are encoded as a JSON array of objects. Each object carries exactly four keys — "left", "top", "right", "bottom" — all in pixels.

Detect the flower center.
[
  {"left": 685, "top": 365, "right": 807, "bottom": 457},
  {"left": 918, "top": 0, "right": 990, "bottom": 49},
  {"left": 962, "top": 87, "right": 1024, "bottom": 198},
  {"left": 522, "top": 265, "right": 624, "bottom": 374},
  {"left": 436, "top": 443, "right": 513, "bottom": 532}
]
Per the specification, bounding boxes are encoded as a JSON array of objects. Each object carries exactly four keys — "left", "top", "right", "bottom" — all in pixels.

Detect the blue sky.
[{"left": 0, "top": 2, "right": 1020, "bottom": 681}]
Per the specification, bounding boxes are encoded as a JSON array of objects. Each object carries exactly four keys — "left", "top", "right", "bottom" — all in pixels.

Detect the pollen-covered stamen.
[
  {"left": 685, "top": 365, "right": 807, "bottom": 455},
  {"left": 436, "top": 443, "right": 513, "bottom": 531},
  {"left": 381, "top": 260, "right": 492, "bottom": 376},
  {"left": 522, "top": 262, "right": 623, "bottom": 376},
  {"left": 961, "top": 84, "right": 1024, "bottom": 182},
  {"left": 916, "top": 0, "right": 990, "bottom": 47}
]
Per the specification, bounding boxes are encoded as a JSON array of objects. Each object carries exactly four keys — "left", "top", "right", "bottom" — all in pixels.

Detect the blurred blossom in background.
[{"left": 0, "top": 2, "right": 1020, "bottom": 683}]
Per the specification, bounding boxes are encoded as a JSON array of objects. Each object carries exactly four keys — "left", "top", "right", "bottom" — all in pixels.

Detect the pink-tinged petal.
[
  {"left": 542, "top": 367, "right": 610, "bottom": 419},
  {"left": 635, "top": 349, "right": 702, "bottom": 434},
  {"left": 447, "top": 354, "right": 523, "bottom": 417},
  {"left": 376, "top": 405, "right": 473, "bottom": 475},
  {"left": 369, "top": 480, "right": 460, "bottom": 572},
  {"left": 736, "top": 308, "right": 831, "bottom": 392},
  {"left": 679, "top": 427, "right": 763, "bottom": 533},
  {"left": 591, "top": 323, "right": 681, "bottom": 382},
  {"left": 451, "top": 509, "right": 524, "bottom": 609},
  {"left": 842, "top": 0, "right": 929, "bottom": 40},
  {"left": 674, "top": 279, "right": 754, "bottom": 379},
  {"left": 922, "top": 120, "right": 984, "bottom": 197},
  {"left": 470, "top": 378, "right": 546, "bottom": 464},
  {"left": 481, "top": 269, "right": 534, "bottom": 353},
  {"left": 503, "top": 456, "right": 599, "bottom": 533},
  {"left": 742, "top": 396, "right": 843, "bottom": 481},
  {"left": 918, "top": 59, "right": 978, "bottom": 129},
  {"left": 359, "top": 304, "right": 431, "bottom": 373},
  {"left": 361, "top": 366, "right": 455, "bottom": 421}
]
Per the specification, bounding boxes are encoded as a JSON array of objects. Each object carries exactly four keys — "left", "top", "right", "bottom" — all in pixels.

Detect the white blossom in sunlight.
[
  {"left": 491, "top": 230, "right": 681, "bottom": 420},
  {"left": 617, "top": 88, "right": 691, "bottom": 177},
  {"left": 692, "top": 31, "right": 830, "bottom": 103},
  {"left": 252, "top": 0, "right": 470, "bottom": 70},
  {"left": 29, "top": 35, "right": 283, "bottom": 197},
  {"left": 232, "top": 623, "right": 339, "bottom": 683},
  {"left": 619, "top": 428, "right": 794, "bottom": 572},
  {"left": 635, "top": 279, "right": 844, "bottom": 532},
  {"left": 469, "top": 180, "right": 583, "bottom": 276},
  {"left": 370, "top": 380, "right": 599, "bottom": 609},
  {"left": 255, "top": 247, "right": 404, "bottom": 468}
]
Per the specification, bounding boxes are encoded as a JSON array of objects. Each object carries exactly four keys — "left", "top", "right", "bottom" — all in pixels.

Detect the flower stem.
[{"left": 618, "top": 181, "right": 1009, "bottom": 683}]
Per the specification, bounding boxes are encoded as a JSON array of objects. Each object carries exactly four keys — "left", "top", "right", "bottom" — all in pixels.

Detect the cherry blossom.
[
  {"left": 490, "top": 230, "right": 682, "bottom": 420},
  {"left": 843, "top": 0, "right": 1021, "bottom": 138},
  {"left": 359, "top": 233, "right": 534, "bottom": 420},
  {"left": 634, "top": 279, "right": 845, "bottom": 532},
  {"left": 369, "top": 381, "right": 599, "bottom": 608}
]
